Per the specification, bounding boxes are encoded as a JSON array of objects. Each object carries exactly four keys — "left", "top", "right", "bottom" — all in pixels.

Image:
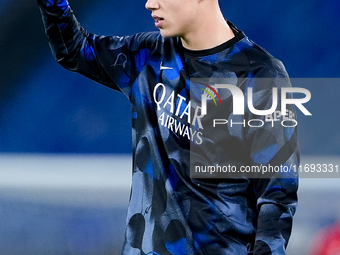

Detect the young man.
[{"left": 38, "top": 0, "right": 299, "bottom": 254}]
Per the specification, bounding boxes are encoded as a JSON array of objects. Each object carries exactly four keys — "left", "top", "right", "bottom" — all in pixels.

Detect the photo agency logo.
[
  {"left": 188, "top": 78, "right": 313, "bottom": 179},
  {"left": 194, "top": 79, "right": 312, "bottom": 128}
]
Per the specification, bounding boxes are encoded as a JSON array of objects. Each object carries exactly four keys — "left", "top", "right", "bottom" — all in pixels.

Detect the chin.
[{"left": 159, "top": 29, "right": 178, "bottom": 38}]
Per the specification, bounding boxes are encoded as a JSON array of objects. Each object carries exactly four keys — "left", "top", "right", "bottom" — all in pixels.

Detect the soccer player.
[{"left": 37, "top": 0, "right": 299, "bottom": 254}]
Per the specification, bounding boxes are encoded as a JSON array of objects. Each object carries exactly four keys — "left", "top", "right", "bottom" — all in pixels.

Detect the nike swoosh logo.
[{"left": 160, "top": 63, "right": 173, "bottom": 70}]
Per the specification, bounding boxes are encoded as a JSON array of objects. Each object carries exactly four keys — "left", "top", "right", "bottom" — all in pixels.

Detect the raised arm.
[{"left": 37, "top": 0, "right": 157, "bottom": 94}]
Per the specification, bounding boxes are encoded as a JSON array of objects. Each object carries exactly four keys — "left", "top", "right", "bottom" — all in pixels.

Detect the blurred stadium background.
[{"left": 0, "top": 0, "right": 339, "bottom": 254}]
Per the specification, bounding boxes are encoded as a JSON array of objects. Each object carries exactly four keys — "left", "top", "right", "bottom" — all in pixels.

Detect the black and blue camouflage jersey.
[{"left": 38, "top": 1, "right": 299, "bottom": 254}]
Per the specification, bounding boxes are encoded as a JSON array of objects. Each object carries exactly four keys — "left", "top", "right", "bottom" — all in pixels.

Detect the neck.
[{"left": 180, "top": 2, "right": 234, "bottom": 51}]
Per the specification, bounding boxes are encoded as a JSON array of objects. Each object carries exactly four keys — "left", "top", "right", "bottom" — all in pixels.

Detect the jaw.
[{"left": 158, "top": 25, "right": 180, "bottom": 38}]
